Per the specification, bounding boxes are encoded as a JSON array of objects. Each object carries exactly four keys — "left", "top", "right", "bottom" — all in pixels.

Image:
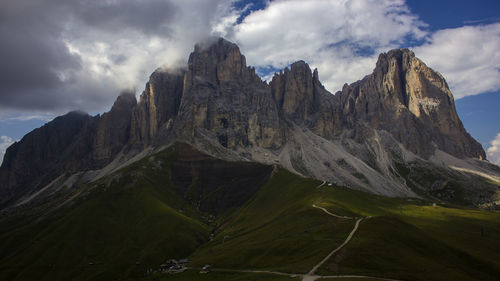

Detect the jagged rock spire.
[{"left": 0, "top": 38, "right": 491, "bottom": 210}]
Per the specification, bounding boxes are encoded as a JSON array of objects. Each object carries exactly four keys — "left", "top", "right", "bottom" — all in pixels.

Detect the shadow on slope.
[{"left": 0, "top": 143, "right": 272, "bottom": 281}]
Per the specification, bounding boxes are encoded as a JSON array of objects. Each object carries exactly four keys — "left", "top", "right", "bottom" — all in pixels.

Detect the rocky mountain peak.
[
  {"left": 176, "top": 38, "right": 282, "bottom": 150},
  {"left": 111, "top": 92, "right": 137, "bottom": 112},
  {"left": 313, "top": 68, "right": 320, "bottom": 83},
  {"left": 340, "top": 48, "right": 485, "bottom": 159},
  {"left": 187, "top": 37, "right": 252, "bottom": 84},
  {"left": 1, "top": 39, "right": 496, "bottom": 211},
  {"left": 270, "top": 60, "right": 324, "bottom": 122},
  {"left": 289, "top": 60, "right": 311, "bottom": 73},
  {"left": 375, "top": 48, "right": 466, "bottom": 131},
  {"left": 373, "top": 48, "right": 454, "bottom": 107},
  {"left": 130, "top": 69, "right": 185, "bottom": 145},
  {"left": 192, "top": 37, "right": 240, "bottom": 57}
]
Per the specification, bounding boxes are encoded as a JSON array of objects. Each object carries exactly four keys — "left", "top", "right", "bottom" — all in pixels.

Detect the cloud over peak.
[
  {"left": 217, "top": 0, "right": 427, "bottom": 91},
  {"left": 1, "top": 0, "right": 499, "bottom": 119},
  {"left": 414, "top": 23, "right": 500, "bottom": 99},
  {"left": 0, "top": 0, "right": 232, "bottom": 115}
]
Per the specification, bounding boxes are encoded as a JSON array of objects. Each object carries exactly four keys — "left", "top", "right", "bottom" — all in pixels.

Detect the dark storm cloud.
[
  {"left": 1, "top": 80, "right": 117, "bottom": 112},
  {"left": 0, "top": 0, "right": 178, "bottom": 112},
  {"left": 0, "top": 1, "right": 80, "bottom": 100},
  {"left": 74, "top": 0, "right": 176, "bottom": 35}
]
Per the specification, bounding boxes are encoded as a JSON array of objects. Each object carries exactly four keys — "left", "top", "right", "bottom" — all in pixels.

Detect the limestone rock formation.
[
  {"left": 174, "top": 38, "right": 283, "bottom": 149},
  {"left": 271, "top": 61, "right": 319, "bottom": 121},
  {"left": 338, "top": 49, "right": 485, "bottom": 159},
  {"left": 130, "top": 70, "right": 184, "bottom": 145},
  {"left": 0, "top": 111, "right": 94, "bottom": 207},
  {"left": 1, "top": 38, "right": 498, "bottom": 210},
  {"left": 93, "top": 92, "right": 136, "bottom": 164},
  {"left": 0, "top": 94, "right": 137, "bottom": 208}
]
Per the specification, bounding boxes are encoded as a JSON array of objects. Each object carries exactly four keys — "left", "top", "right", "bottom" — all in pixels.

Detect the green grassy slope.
[
  {"left": 0, "top": 147, "right": 208, "bottom": 281},
  {"left": 188, "top": 170, "right": 354, "bottom": 273},
  {"left": 317, "top": 216, "right": 499, "bottom": 280},
  {"left": 1, "top": 143, "right": 499, "bottom": 281},
  {"left": 145, "top": 269, "right": 300, "bottom": 281},
  {"left": 156, "top": 170, "right": 500, "bottom": 280},
  {"left": 153, "top": 172, "right": 500, "bottom": 281},
  {"left": 315, "top": 187, "right": 500, "bottom": 280},
  {"left": 0, "top": 143, "right": 272, "bottom": 281}
]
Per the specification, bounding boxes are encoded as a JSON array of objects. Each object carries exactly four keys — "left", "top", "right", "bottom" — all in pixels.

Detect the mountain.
[
  {"left": 1, "top": 38, "right": 499, "bottom": 211},
  {"left": 1, "top": 144, "right": 499, "bottom": 281},
  {"left": 1, "top": 38, "right": 500, "bottom": 281}
]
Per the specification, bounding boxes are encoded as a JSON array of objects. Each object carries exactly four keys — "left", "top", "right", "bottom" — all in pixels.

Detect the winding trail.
[
  {"left": 302, "top": 180, "right": 367, "bottom": 280},
  {"left": 189, "top": 267, "right": 400, "bottom": 280},
  {"left": 196, "top": 180, "right": 399, "bottom": 281},
  {"left": 306, "top": 217, "right": 363, "bottom": 277},
  {"left": 317, "top": 180, "right": 326, "bottom": 188},
  {"left": 209, "top": 268, "right": 295, "bottom": 277},
  {"left": 320, "top": 276, "right": 401, "bottom": 280},
  {"left": 312, "top": 204, "right": 354, "bottom": 219}
]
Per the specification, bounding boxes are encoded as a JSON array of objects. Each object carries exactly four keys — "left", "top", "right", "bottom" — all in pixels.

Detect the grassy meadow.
[{"left": 0, "top": 143, "right": 499, "bottom": 281}]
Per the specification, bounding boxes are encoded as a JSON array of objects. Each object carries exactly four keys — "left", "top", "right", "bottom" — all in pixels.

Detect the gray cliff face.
[
  {"left": 267, "top": 48, "right": 485, "bottom": 160},
  {"left": 130, "top": 70, "right": 184, "bottom": 145},
  {"left": 270, "top": 61, "right": 340, "bottom": 139},
  {"left": 0, "top": 93, "right": 137, "bottom": 208},
  {"left": 337, "top": 49, "right": 485, "bottom": 159},
  {"left": 175, "top": 38, "right": 283, "bottom": 149},
  {"left": 93, "top": 92, "right": 136, "bottom": 164},
  {"left": 1, "top": 38, "right": 496, "bottom": 210},
  {"left": 0, "top": 111, "right": 94, "bottom": 207},
  {"left": 271, "top": 61, "right": 319, "bottom": 122}
]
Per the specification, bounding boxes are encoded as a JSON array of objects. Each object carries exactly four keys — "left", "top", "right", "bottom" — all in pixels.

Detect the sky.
[{"left": 0, "top": 0, "right": 499, "bottom": 165}]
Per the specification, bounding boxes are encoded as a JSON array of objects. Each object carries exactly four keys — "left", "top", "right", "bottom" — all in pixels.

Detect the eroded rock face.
[
  {"left": 0, "top": 94, "right": 137, "bottom": 208},
  {"left": 0, "top": 111, "right": 95, "bottom": 207},
  {"left": 270, "top": 61, "right": 339, "bottom": 139},
  {"left": 175, "top": 38, "right": 283, "bottom": 149},
  {"left": 338, "top": 49, "right": 485, "bottom": 159},
  {"left": 0, "top": 38, "right": 491, "bottom": 209},
  {"left": 93, "top": 92, "right": 136, "bottom": 164},
  {"left": 270, "top": 61, "right": 326, "bottom": 123},
  {"left": 130, "top": 70, "right": 184, "bottom": 145}
]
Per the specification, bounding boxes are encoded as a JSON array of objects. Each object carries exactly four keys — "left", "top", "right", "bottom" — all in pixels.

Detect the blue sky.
[
  {"left": 408, "top": 0, "right": 500, "bottom": 31},
  {"left": 456, "top": 92, "right": 500, "bottom": 149},
  {"left": 0, "top": 0, "right": 499, "bottom": 164},
  {"left": 408, "top": 0, "right": 500, "bottom": 162}
]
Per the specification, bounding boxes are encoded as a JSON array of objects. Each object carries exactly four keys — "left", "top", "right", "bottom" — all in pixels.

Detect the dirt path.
[
  {"left": 306, "top": 217, "right": 363, "bottom": 277},
  {"left": 320, "top": 275, "right": 402, "bottom": 280},
  {"left": 209, "top": 268, "right": 296, "bottom": 277},
  {"left": 312, "top": 204, "right": 354, "bottom": 219},
  {"left": 313, "top": 179, "right": 353, "bottom": 219},
  {"left": 192, "top": 267, "right": 400, "bottom": 281},
  {"left": 196, "top": 179, "right": 400, "bottom": 281},
  {"left": 317, "top": 180, "right": 326, "bottom": 188},
  {"left": 303, "top": 180, "right": 366, "bottom": 279},
  {"left": 193, "top": 268, "right": 399, "bottom": 281}
]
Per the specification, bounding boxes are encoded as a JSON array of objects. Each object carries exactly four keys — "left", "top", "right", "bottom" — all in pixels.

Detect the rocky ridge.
[{"left": 1, "top": 38, "right": 499, "bottom": 209}]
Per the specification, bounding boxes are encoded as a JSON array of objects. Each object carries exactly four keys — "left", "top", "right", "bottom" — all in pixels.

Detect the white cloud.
[
  {"left": 414, "top": 23, "right": 500, "bottom": 99},
  {"left": 4, "top": 114, "right": 53, "bottom": 122},
  {"left": 215, "top": 0, "right": 427, "bottom": 92},
  {"left": 61, "top": 0, "right": 235, "bottom": 110},
  {"left": 487, "top": 133, "right": 500, "bottom": 166},
  {"left": 3, "top": 0, "right": 499, "bottom": 117},
  {"left": 0, "top": 136, "right": 16, "bottom": 166},
  {"left": 213, "top": 1, "right": 500, "bottom": 100},
  {"left": 0, "top": 0, "right": 236, "bottom": 114}
]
